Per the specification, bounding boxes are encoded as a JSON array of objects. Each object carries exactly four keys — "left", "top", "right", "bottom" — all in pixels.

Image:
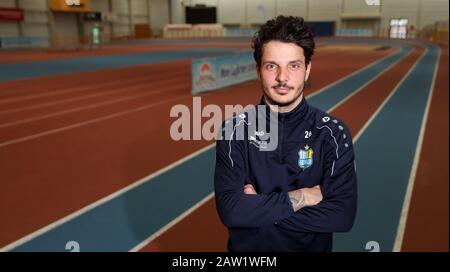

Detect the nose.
[{"left": 275, "top": 66, "right": 289, "bottom": 83}]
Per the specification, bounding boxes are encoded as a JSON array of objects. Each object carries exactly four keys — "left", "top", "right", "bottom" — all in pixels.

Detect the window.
[{"left": 390, "top": 19, "right": 408, "bottom": 39}]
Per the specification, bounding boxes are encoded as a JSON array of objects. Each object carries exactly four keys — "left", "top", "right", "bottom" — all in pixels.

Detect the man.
[{"left": 214, "top": 15, "right": 357, "bottom": 252}]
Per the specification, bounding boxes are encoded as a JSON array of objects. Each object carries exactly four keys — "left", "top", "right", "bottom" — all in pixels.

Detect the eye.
[
  {"left": 265, "top": 64, "right": 277, "bottom": 71},
  {"left": 289, "top": 63, "right": 301, "bottom": 70}
]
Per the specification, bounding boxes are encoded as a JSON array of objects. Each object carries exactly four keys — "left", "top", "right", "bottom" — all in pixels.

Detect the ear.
[{"left": 305, "top": 62, "right": 312, "bottom": 82}]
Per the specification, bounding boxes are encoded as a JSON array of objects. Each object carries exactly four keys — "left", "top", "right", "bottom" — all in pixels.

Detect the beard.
[{"left": 262, "top": 82, "right": 305, "bottom": 108}]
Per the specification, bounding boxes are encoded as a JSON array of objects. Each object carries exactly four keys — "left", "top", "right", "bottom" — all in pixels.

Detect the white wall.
[
  {"left": 0, "top": 0, "right": 49, "bottom": 37},
  {"left": 149, "top": 0, "right": 169, "bottom": 35},
  {"left": 132, "top": 0, "right": 149, "bottom": 24},
  {"left": 0, "top": 23, "right": 19, "bottom": 37},
  {"left": 0, "top": 0, "right": 171, "bottom": 42},
  {"left": 381, "top": 0, "right": 419, "bottom": 29},
  {"left": 169, "top": 0, "right": 448, "bottom": 35},
  {"left": 111, "top": 0, "right": 130, "bottom": 36},
  {"left": 0, "top": 0, "right": 19, "bottom": 36},
  {"left": 308, "top": 0, "right": 341, "bottom": 22},
  {"left": 247, "top": 0, "right": 276, "bottom": 25},
  {"left": 1, "top": 0, "right": 448, "bottom": 42},
  {"left": 22, "top": 10, "right": 49, "bottom": 36},
  {"left": 218, "top": 0, "right": 245, "bottom": 25},
  {"left": 420, "top": 0, "right": 449, "bottom": 28},
  {"left": 171, "top": 0, "right": 343, "bottom": 25},
  {"left": 19, "top": 0, "right": 49, "bottom": 37},
  {"left": 343, "top": 0, "right": 380, "bottom": 14},
  {"left": 170, "top": 0, "right": 185, "bottom": 24},
  {"left": 0, "top": 0, "right": 15, "bottom": 7},
  {"left": 19, "top": 0, "right": 47, "bottom": 10},
  {"left": 276, "top": 0, "right": 307, "bottom": 18}
]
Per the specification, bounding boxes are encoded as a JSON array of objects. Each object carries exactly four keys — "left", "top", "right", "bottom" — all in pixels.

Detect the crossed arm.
[
  {"left": 244, "top": 184, "right": 323, "bottom": 211},
  {"left": 215, "top": 132, "right": 357, "bottom": 231}
]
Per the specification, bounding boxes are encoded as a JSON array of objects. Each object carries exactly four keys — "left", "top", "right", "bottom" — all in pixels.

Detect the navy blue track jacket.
[{"left": 214, "top": 97, "right": 357, "bottom": 252}]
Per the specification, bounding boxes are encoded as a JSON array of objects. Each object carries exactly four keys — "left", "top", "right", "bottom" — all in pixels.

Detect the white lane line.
[
  {"left": 0, "top": 74, "right": 155, "bottom": 104},
  {"left": 0, "top": 67, "right": 188, "bottom": 104},
  {"left": 0, "top": 70, "right": 188, "bottom": 115},
  {"left": 0, "top": 81, "right": 188, "bottom": 128},
  {"left": 353, "top": 47, "right": 427, "bottom": 142},
  {"left": 326, "top": 48, "right": 415, "bottom": 113},
  {"left": 307, "top": 47, "right": 401, "bottom": 100},
  {"left": 0, "top": 144, "right": 216, "bottom": 252},
  {"left": 393, "top": 46, "right": 440, "bottom": 252},
  {"left": 0, "top": 93, "right": 191, "bottom": 148},
  {"left": 130, "top": 192, "right": 215, "bottom": 252}
]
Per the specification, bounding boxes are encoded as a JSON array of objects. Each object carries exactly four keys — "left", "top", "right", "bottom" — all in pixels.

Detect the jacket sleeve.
[
  {"left": 278, "top": 124, "right": 357, "bottom": 233},
  {"left": 214, "top": 121, "right": 294, "bottom": 229}
]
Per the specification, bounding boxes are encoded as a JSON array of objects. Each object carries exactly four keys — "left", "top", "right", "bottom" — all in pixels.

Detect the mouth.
[{"left": 273, "top": 86, "right": 292, "bottom": 95}]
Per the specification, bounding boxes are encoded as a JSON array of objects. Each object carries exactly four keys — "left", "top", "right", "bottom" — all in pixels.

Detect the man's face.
[{"left": 257, "top": 41, "right": 311, "bottom": 112}]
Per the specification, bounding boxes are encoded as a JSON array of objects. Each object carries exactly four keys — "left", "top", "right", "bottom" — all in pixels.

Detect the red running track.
[{"left": 0, "top": 46, "right": 395, "bottom": 248}]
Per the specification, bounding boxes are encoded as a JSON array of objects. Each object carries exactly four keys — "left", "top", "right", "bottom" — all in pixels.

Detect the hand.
[
  {"left": 301, "top": 185, "right": 323, "bottom": 206},
  {"left": 288, "top": 185, "right": 323, "bottom": 212},
  {"left": 243, "top": 184, "right": 257, "bottom": 195}
]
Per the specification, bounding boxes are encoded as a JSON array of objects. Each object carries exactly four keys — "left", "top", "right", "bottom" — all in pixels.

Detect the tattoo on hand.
[{"left": 289, "top": 190, "right": 306, "bottom": 212}]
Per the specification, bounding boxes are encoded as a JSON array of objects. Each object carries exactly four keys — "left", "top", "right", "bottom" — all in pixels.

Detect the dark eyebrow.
[
  {"left": 262, "top": 61, "right": 279, "bottom": 65},
  {"left": 262, "top": 60, "right": 304, "bottom": 65},
  {"left": 289, "top": 60, "right": 304, "bottom": 64}
]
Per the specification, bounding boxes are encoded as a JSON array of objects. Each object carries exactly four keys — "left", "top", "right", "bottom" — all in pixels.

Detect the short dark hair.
[{"left": 251, "top": 15, "right": 315, "bottom": 68}]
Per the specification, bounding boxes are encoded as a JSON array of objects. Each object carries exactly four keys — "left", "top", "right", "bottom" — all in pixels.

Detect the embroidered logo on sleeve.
[{"left": 298, "top": 145, "right": 314, "bottom": 169}]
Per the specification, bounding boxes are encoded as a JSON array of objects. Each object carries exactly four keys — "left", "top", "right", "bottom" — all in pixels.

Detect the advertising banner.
[{"left": 191, "top": 51, "right": 257, "bottom": 94}]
